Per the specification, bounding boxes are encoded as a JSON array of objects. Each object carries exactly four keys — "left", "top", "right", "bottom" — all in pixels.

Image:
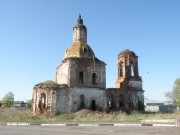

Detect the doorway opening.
[
  {"left": 39, "top": 93, "right": 46, "bottom": 112},
  {"left": 91, "top": 100, "right": 96, "bottom": 111},
  {"left": 79, "top": 94, "right": 85, "bottom": 109}
]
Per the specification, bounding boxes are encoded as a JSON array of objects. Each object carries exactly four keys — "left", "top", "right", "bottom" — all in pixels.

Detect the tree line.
[{"left": 0, "top": 92, "right": 32, "bottom": 108}]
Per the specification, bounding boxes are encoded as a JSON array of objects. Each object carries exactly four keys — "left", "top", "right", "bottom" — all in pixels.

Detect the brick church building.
[{"left": 32, "top": 15, "right": 144, "bottom": 115}]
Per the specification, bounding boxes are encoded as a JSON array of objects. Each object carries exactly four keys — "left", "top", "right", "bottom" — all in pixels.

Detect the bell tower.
[
  {"left": 115, "top": 49, "right": 142, "bottom": 89},
  {"left": 56, "top": 15, "right": 106, "bottom": 89},
  {"left": 73, "top": 15, "right": 87, "bottom": 43}
]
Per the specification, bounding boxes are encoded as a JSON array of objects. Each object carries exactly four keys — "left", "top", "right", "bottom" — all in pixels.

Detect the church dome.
[
  {"left": 118, "top": 49, "right": 136, "bottom": 57},
  {"left": 64, "top": 41, "right": 95, "bottom": 59}
]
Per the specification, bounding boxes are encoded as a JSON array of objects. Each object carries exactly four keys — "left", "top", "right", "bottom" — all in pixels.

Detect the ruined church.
[{"left": 32, "top": 15, "right": 144, "bottom": 115}]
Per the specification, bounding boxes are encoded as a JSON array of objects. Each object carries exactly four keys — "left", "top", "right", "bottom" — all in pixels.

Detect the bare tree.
[{"left": 165, "top": 91, "right": 175, "bottom": 101}]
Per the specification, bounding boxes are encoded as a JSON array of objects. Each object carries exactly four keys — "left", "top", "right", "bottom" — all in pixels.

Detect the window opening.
[
  {"left": 79, "top": 72, "right": 84, "bottom": 84},
  {"left": 120, "top": 62, "right": 124, "bottom": 77},
  {"left": 130, "top": 61, "right": 134, "bottom": 77},
  {"left": 84, "top": 48, "right": 87, "bottom": 53},
  {"left": 92, "top": 73, "right": 96, "bottom": 85}
]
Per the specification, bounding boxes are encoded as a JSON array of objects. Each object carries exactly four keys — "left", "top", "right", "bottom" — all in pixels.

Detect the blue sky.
[{"left": 0, "top": 0, "right": 180, "bottom": 101}]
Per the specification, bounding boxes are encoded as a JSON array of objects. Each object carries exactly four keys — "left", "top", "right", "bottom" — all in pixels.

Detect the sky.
[{"left": 0, "top": 0, "right": 180, "bottom": 102}]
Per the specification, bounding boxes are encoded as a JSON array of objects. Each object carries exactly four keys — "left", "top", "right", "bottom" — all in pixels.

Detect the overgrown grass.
[{"left": 0, "top": 108, "right": 180, "bottom": 123}]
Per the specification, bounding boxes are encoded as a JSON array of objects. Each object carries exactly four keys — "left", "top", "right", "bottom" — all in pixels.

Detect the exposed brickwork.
[
  {"left": 115, "top": 49, "right": 142, "bottom": 89},
  {"left": 56, "top": 57, "right": 106, "bottom": 89},
  {"left": 105, "top": 88, "right": 144, "bottom": 113},
  {"left": 32, "top": 86, "right": 107, "bottom": 115}
]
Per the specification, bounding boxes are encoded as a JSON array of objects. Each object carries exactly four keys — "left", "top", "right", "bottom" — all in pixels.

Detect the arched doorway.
[
  {"left": 108, "top": 94, "right": 115, "bottom": 110},
  {"left": 128, "top": 95, "right": 134, "bottom": 110},
  {"left": 79, "top": 94, "right": 85, "bottom": 109},
  {"left": 91, "top": 100, "right": 96, "bottom": 111},
  {"left": 119, "top": 94, "right": 124, "bottom": 108},
  {"left": 39, "top": 93, "right": 46, "bottom": 112}
]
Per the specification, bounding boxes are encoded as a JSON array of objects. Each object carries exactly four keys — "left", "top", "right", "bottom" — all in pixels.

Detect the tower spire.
[
  {"left": 73, "top": 15, "right": 87, "bottom": 43},
  {"left": 77, "top": 14, "right": 83, "bottom": 24}
]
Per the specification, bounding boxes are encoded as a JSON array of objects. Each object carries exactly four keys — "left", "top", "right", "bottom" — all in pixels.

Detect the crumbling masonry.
[{"left": 32, "top": 15, "right": 144, "bottom": 115}]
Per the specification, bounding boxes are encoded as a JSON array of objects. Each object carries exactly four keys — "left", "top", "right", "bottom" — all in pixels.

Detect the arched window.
[
  {"left": 130, "top": 61, "right": 135, "bottom": 77},
  {"left": 84, "top": 48, "right": 87, "bottom": 53},
  {"left": 83, "top": 46, "right": 88, "bottom": 53},
  {"left": 120, "top": 62, "right": 124, "bottom": 77},
  {"left": 79, "top": 72, "right": 84, "bottom": 84},
  {"left": 92, "top": 73, "right": 96, "bottom": 85}
]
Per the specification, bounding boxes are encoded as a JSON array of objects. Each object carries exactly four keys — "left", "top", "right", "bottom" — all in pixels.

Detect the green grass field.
[{"left": 0, "top": 108, "right": 180, "bottom": 123}]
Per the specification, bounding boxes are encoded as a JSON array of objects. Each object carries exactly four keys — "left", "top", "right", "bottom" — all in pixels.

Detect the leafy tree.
[
  {"left": 173, "top": 78, "right": 180, "bottom": 105},
  {"left": 166, "top": 79, "right": 180, "bottom": 106},
  {"left": 2, "top": 92, "right": 14, "bottom": 107},
  {"left": 27, "top": 99, "right": 32, "bottom": 108}
]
